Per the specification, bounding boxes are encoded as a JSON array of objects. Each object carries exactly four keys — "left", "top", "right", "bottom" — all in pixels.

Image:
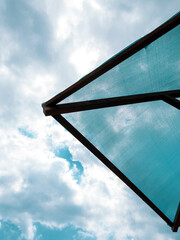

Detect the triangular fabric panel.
[
  {"left": 62, "top": 101, "right": 180, "bottom": 222},
  {"left": 61, "top": 24, "right": 180, "bottom": 104}
]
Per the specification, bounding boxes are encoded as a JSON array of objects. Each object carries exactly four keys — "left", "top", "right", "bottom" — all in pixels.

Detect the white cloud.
[
  {"left": 138, "top": 62, "right": 148, "bottom": 71},
  {"left": 56, "top": 1, "right": 83, "bottom": 41},
  {"left": 56, "top": 16, "right": 72, "bottom": 40},
  {"left": 87, "top": 0, "right": 103, "bottom": 11},
  {"left": 107, "top": 105, "right": 137, "bottom": 133},
  {"left": 70, "top": 41, "right": 100, "bottom": 75}
]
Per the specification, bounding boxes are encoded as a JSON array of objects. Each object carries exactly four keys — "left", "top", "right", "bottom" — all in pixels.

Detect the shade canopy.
[{"left": 42, "top": 12, "right": 180, "bottom": 232}]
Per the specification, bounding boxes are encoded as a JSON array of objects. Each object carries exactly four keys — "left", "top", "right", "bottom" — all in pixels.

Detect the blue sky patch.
[
  {"left": 54, "top": 146, "right": 84, "bottom": 183},
  {"left": 35, "top": 223, "right": 96, "bottom": 240},
  {"left": 0, "top": 221, "right": 96, "bottom": 240},
  {"left": 18, "top": 127, "right": 36, "bottom": 138},
  {"left": 0, "top": 220, "right": 23, "bottom": 240}
]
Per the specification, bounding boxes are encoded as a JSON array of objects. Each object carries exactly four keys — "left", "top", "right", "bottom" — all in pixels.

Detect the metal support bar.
[
  {"left": 162, "top": 95, "right": 180, "bottom": 110},
  {"left": 172, "top": 202, "right": 180, "bottom": 232},
  {"left": 43, "top": 90, "right": 180, "bottom": 116}
]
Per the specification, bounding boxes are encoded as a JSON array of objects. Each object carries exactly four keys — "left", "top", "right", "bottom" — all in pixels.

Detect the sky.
[{"left": 0, "top": 0, "right": 180, "bottom": 240}]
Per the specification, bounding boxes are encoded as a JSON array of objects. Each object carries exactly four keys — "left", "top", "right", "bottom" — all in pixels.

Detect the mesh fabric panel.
[
  {"left": 62, "top": 25, "right": 180, "bottom": 103},
  {"left": 63, "top": 101, "right": 180, "bottom": 221}
]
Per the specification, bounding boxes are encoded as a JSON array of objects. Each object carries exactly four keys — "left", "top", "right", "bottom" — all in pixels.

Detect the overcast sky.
[{"left": 0, "top": 1, "right": 180, "bottom": 240}]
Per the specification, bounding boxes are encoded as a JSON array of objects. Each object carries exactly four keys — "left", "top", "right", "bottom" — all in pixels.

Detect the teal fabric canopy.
[{"left": 42, "top": 12, "right": 180, "bottom": 231}]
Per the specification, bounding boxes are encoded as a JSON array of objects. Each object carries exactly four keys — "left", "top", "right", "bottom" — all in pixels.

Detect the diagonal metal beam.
[
  {"left": 172, "top": 202, "right": 180, "bottom": 232},
  {"left": 162, "top": 95, "right": 180, "bottom": 110},
  {"left": 43, "top": 89, "right": 180, "bottom": 116}
]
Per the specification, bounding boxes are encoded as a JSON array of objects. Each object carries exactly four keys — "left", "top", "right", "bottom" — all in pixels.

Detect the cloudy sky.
[{"left": 0, "top": 0, "right": 180, "bottom": 240}]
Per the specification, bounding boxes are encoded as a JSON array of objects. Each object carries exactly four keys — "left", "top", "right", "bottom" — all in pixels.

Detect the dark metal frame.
[
  {"left": 42, "top": 12, "right": 180, "bottom": 231},
  {"left": 172, "top": 203, "right": 180, "bottom": 232},
  {"left": 43, "top": 89, "right": 180, "bottom": 116}
]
